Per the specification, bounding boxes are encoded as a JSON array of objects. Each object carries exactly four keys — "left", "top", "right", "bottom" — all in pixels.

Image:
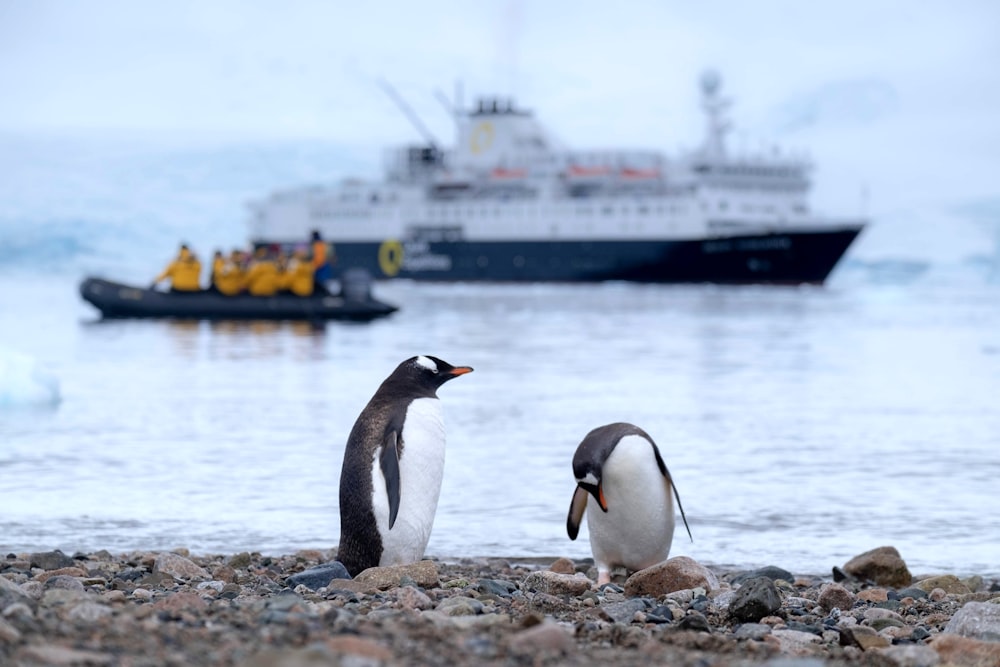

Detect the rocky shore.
[{"left": 2, "top": 546, "right": 999, "bottom": 666}]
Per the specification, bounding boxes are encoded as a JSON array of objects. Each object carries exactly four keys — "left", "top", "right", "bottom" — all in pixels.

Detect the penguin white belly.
[
  {"left": 586, "top": 435, "right": 675, "bottom": 573},
  {"left": 370, "top": 397, "right": 446, "bottom": 567}
]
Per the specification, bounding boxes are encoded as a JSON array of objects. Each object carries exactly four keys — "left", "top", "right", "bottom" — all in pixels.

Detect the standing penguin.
[
  {"left": 566, "top": 422, "right": 692, "bottom": 586},
  {"left": 338, "top": 355, "right": 473, "bottom": 576}
]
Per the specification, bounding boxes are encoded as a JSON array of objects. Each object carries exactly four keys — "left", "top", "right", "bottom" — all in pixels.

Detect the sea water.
[{"left": 1, "top": 134, "right": 999, "bottom": 577}]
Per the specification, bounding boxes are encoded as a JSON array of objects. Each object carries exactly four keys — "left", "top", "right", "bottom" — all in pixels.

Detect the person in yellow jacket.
[
  {"left": 152, "top": 244, "right": 202, "bottom": 292},
  {"left": 208, "top": 250, "right": 225, "bottom": 292},
  {"left": 281, "top": 246, "right": 315, "bottom": 297},
  {"left": 245, "top": 247, "right": 280, "bottom": 296},
  {"left": 214, "top": 250, "right": 247, "bottom": 296}
]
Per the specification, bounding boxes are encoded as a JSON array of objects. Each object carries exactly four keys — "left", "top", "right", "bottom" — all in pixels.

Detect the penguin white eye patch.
[{"left": 415, "top": 356, "right": 437, "bottom": 372}]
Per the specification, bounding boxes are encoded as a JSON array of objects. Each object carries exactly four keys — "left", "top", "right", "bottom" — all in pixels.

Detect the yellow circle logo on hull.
[
  {"left": 378, "top": 239, "right": 404, "bottom": 277},
  {"left": 470, "top": 122, "right": 494, "bottom": 154}
]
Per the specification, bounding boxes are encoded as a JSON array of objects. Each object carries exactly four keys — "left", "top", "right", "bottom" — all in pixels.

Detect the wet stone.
[
  {"left": 600, "top": 598, "right": 647, "bottom": 624},
  {"left": 943, "top": 600, "right": 1000, "bottom": 641},
  {"left": 729, "top": 576, "right": 783, "bottom": 623},
  {"left": 286, "top": 562, "right": 351, "bottom": 590},
  {"left": 843, "top": 546, "right": 912, "bottom": 588}
]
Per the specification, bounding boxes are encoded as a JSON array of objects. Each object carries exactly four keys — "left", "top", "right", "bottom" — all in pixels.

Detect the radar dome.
[{"left": 700, "top": 70, "right": 722, "bottom": 95}]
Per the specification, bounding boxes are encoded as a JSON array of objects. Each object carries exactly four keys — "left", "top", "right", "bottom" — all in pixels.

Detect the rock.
[
  {"left": 623, "top": 556, "right": 719, "bottom": 598},
  {"left": 522, "top": 571, "right": 590, "bottom": 596},
  {"left": 354, "top": 560, "right": 439, "bottom": 590},
  {"left": 600, "top": 598, "right": 647, "bottom": 624},
  {"left": 842, "top": 546, "right": 912, "bottom": 588},
  {"left": 0, "top": 575, "right": 30, "bottom": 604},
  {"left": 913, "top": 575, "right": 972, "bottom": 596},
  {"left": 476, "top": 578, "right": 517, "bottom": 597},
  {"left": 930, "top": 634, "right": 1000, "bottom": 666},
  {"left": 857, "top": 588, "right": 890, "bottom": 603},
  {"left": 35, "top": 567, "right": 88, "bottom": 582},
  {"left": 507, "top": 621, "right": 574, "bottom": 656},
  {"left": 435, "top": 596, "right": 483, "bottom": 616},
  {"left": 153, "top": 552, "right": 210, "bottom": 581},
  {"left": 395, "top": 586, "right": 432, "bottom": 610},
  {"left": 734, "top": 623, "right": 772, "bottom": 640},
  {"left": 153, "top": 591, "right": 209, "bottom": 616},
  {"left": 549, "top": 557, "right": 576, "bottom": 575},
  {"left": 228, "top": 552, "right": 252, "bottom": 569},
  {"left": 0, "top": 617, "right": 22, "bottom": 642},
  {"left": 64, "top": 601, "right": 113, "bottom": 622},
  {"left": 874, "top": 644, "right": 941, "bottom": 667},
  {"left": 28, "top": 550, "right": 75, "bottom": 571},
  {"left": 286, "top": 562, "right": 351, "bottom": 590},
  {"left": 43, "top": 575, "right": 85, "bottom": 593},
  {"left": 728, "top": 576, "right": 782, "bottom": 623},
  {"left": 730, "top": 566, "right": 795, "bottom": 586},
  {"left": 16, "top": 645, "right": 114, "bottom": 665},
  {"left": 943, "top": 601, "right": 1000, "bottom": 641},
  {"left": 839, "top": 625, "right": 891, "bottom": 651},
  {"left": 770, "top": 628, "right": 823, "bottom": 655},
  {"left": 818, "top": 582, "right": 855, "bottom": 612},
  {"left": 326, "top": 636, "right": 394, "bottom": 663}
]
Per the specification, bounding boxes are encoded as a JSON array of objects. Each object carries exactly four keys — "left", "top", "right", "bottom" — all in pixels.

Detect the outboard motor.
[{"left": 340, "top": 268, "right": 374, "bottom": 302}]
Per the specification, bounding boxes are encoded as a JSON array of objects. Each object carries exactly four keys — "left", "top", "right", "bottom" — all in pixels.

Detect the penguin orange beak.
[
  {"left": 449, "top": 366, "right": 473, "bottom": 376},
  {"left": 579, "top": 482, "right": 608, "bottom": 512}
]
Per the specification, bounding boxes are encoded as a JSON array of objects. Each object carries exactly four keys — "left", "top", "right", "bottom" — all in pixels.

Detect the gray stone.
[
  {"left": 522, "top": 570, "right": 590, "bottom": 596},
  {"left": 842, "top": 546, "right": 912, "bottom": 588},
  {"left": 874, "top": 644, "right": 941, "bottom": 667},
  {"left": 728, "top": 576, "right": 782, "bottom": 623},
  {"left": 29, "top": 550, "right": 75, "bottom": 571},
  {"left": 153, "top": 552, "right": 210, "bottom": 581},
  {"left": 435, "top": 596, "right": 483, "bottom": 616},
  {"left": 734, "top": 622, "right": 772, "bottom": 640},
  {"left": 623, "top": 556, "right": 719, "bottom": 598},
  {"left": 286, "top": 562, "right": 351, "bottom": 590},
  {"left": 506, "top": 621, "right": 574, "bottom": 656},
  {"left": 476, "top": 578, "right": 517, "bottom": 597},
  {"left": 730, "top": 566, "right": 795, "bottom": 586},
  {"left": 600, "top": 598, "right": 647, "bottom": 624},
  {"left": 943, "top": 601, "right": 1000, "bottom": 641},
  {"left": 43, "top": 575, "right": 85, "bottom": 593}
]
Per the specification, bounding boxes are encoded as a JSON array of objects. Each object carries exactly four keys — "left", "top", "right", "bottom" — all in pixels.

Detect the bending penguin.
[
  {"left": 566, "top": 422, "right": 692, "bottom": 586},
  {"left": 338, "top": 355, "right": 473, "bottom": 577}
]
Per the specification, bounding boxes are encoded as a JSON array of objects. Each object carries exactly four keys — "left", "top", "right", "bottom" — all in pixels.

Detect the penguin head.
[
  {"left": 571, "top": 423, "right": 647, "bottom": 513},
  {"left": 388, "top": 355, "right": 473, "bottom": 395}
]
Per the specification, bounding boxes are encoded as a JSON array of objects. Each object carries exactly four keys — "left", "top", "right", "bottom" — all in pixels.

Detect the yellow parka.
[
  {"left": 245, "top": 256, "right": 280, "bottom": 296},
  {"left": 154, "top": 247, "right": 202, "bottom": 291},
  {"left": 283, "top": 257, "right": 315, "bottom": 297},
  {"left": 214, "top": 258, "right": 246, "bottom": 296}
]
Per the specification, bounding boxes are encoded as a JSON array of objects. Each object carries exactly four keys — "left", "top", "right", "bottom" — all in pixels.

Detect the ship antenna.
[
  {"left": 378, "top": 78, "right": 441, "bottom": 150},
  {"left": 700, "top": 70, "right": 731, "bottom": 159}
]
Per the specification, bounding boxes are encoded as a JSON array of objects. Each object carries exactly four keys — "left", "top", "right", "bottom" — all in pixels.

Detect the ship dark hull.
[
  {"left": 301, "top": 227, "right": 863, "bottom": 284},
  {"left": 80, "top": 278, "right": 398, "bottom": 322}
]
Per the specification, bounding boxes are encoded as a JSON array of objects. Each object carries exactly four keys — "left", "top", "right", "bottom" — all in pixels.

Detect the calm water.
[{"left": 2, "top": 274, "right": 999, "bottom": 577}]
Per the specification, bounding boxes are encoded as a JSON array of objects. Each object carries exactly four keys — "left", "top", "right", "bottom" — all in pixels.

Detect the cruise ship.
[{"left": 248, "top": 72, "right": 865, "bottom": 284}]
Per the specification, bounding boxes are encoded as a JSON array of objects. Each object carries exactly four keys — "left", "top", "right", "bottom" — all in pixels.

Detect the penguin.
[
  {"left": 337, "top": 355, "right": 472, "bottom": 577},
  {"left": 566, "top": 422, "right": 692, "bottom": 586}
]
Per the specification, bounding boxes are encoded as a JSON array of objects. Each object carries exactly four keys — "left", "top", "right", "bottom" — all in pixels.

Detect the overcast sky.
[{"left": 2, "top": 0, "right": 999, "bottom": 246}]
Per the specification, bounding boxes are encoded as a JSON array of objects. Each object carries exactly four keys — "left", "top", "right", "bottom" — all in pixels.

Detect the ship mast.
[{"left": 699, "top": 70, "right": 731, "bottom": 159}]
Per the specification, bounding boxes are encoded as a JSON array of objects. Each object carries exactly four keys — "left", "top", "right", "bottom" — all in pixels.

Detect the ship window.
[
  {"left": 602, "top": 206, "right": 613, "bottom": 215},
  {"left": 719, "top": 201, "right": 728, "bottom": 211},
  {"left": 638, "top": 205, "right": 648, "bottom": 214}
]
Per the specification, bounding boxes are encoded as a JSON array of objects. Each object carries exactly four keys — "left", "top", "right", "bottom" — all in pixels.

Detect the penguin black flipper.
[
  {"left": 651, "top": 446, "right": 693, "bottom": 542},
  {"left": 379, "top": 429, "right": 402, "bottom": 529},
  {"left": 566, "top": 486, "right": 590, "bottom": 540}
]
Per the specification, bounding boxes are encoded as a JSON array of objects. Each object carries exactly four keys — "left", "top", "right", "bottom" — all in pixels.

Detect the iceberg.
[{"left": 0, "top": 345, "right": 61, "bottom": 408}]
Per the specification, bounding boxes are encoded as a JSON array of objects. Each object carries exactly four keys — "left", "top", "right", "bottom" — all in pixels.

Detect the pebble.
[{"left": 0, "top": 546, "right": 995, "bottom": 666}]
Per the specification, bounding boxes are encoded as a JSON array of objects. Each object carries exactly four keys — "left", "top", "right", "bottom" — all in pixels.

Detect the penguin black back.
[{"left": 338, "top": 356, "right": 472, "bottom": 576}]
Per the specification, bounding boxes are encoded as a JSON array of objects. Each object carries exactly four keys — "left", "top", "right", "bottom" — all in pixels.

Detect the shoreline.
[{"left": 2, "top": 547, "right": 999, "bottom": 666}]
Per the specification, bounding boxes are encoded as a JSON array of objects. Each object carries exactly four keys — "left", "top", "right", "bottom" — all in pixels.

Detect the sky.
[{"left": 2, "top": 0, "right": 999, "bottom": 258}]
